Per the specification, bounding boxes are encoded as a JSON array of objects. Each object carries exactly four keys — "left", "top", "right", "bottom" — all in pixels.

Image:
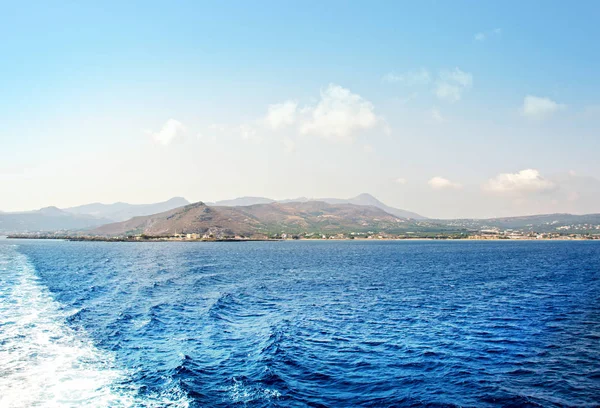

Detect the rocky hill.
[{"left": 91, "top": 201, "right": 412, "bottom": 237}]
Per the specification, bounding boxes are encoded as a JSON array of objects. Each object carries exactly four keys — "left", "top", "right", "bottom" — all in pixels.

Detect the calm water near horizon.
[{"left": 1, "top": 239, "right": 599, "bottom": 407}]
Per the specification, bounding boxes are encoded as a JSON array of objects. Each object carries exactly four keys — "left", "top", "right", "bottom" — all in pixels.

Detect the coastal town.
[{"left": 7, "top": 226, "right": 600, "bottom": 242}]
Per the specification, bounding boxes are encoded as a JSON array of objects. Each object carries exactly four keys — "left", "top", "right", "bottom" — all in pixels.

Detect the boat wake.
[{"left": 0, "top": 244, "right": 189, "bottom": 408}]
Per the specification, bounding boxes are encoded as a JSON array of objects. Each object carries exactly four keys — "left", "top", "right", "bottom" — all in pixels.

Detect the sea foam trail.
[{"left": 0, "top": 244, "right": 189, "bottom": 408}]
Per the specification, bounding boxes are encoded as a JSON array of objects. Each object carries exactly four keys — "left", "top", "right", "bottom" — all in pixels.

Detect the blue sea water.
[{"left": 1, "top": 239, "right": 599, "bottom": 407}]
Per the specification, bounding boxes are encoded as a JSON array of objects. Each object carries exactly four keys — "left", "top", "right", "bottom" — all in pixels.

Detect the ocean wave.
[
  {"left": 227, "top": 377, "right": 282, "bottom": 405},
  {"left": 4, "top": 239, "right": 600, "bottom": 406},
  {"left": 0, "top": 245, "right": 189, "bottom": 408}
]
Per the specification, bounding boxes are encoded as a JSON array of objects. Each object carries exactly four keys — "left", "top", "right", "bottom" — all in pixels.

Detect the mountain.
[
  {"left": 207, "top": 193, "right": 425, "bottom": 219},
  {"left": 0, "top": 207, "right": 110, "bottom": 233},
  {"left": 38, "top": 206, "right": 68, "bottom": 216},
  {"left": 320, "top": 193, "right": 425, "bottom": 219},
  {"left": 485, "top": 213, "right": 600, "bottom": 228},
  {"left": 208, "top": 196, "right": 276, "bottom": 206},
  {"left": 91, "top": 200, "right": 414, "bottom": 238},
  {"left": 0, "top": 198, "right": 191, "bottom": 234},
  {"left": 63, "top": 197, "right": 190, "bottom": 222}
]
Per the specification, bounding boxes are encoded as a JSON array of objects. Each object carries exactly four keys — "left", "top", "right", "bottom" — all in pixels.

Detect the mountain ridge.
[
  {"left": 63, "top": 197, "right": 190, "bottom": 221},
  {"left": 209, "top": 193, "right": 426, "bottom": 219},
  {"left": 3, "top": 195, "right": 600, "bottom": 235},
  {"left": 90, "top": 200, "right": 413, "bottom": 238},
  {"left": 0, "top": 197, "right": 191, "bottom": 234},
  {"left": 0, "top": 208, "right": 111, "bottom": 233}
]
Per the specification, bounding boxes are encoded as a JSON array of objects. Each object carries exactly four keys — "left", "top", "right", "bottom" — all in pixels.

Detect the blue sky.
[{"left": 1, "top": 1, "right": 600, "bottom": 217}]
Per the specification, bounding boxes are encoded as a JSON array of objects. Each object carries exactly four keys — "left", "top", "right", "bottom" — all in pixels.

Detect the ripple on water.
[
  {"left": 0, "top": 245, "right": 190, "bottom": 408},
  {"left": 3, "top": 240, "right": 600, "bottom": 407}
]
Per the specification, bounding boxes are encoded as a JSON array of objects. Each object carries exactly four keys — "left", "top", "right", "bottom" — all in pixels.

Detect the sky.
[{"left": 1, "top": 1, "right": 600, "bottom": 218}]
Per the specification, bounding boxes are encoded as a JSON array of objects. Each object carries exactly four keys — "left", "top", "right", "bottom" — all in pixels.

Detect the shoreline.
[{"left": 5, "top": 235, "right": 599, "bottom": 242}]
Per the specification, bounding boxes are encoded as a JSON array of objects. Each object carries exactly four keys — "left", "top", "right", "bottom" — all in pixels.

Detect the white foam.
[
  {"left": 0, "top": 245, "right": 189, "bottom": 408},
  {"left": 228, "top": 379, "right": 281, "bottom": 404}
]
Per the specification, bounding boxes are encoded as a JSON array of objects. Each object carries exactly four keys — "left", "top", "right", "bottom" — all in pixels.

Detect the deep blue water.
[{"left": 1, "top": 239, "right": 599, "bottom": 407}]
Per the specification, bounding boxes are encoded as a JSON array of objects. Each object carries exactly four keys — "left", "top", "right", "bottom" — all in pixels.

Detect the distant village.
[
  {"left": 7, "top": 225, "right": 600, "bottom": 242},
  {"left": 466, "top": 228, "right": 599, "bottom": 240}
]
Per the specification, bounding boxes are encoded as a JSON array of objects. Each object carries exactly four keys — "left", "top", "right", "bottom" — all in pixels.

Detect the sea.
[{"left": 0, "top": 238, "right": 599, "bottom": 407}]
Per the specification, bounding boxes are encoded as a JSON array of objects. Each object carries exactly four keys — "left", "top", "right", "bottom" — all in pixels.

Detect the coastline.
[{"left": 6, "top": 235, "right": 599, "bottom": 242}]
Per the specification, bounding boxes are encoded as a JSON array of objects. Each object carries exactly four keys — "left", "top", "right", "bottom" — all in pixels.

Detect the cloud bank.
[
  {"left": 299, "top": 84, "right": 382, "bottom": 141},
  {"left": 148, "top": 119, "right": 186, "bottom": 145},
  {"left": 484, "top": 169, "right": 557, "bottom": 194},
  {"left": 198, "top": 84, "right": 385, "bottom": 148},
  {"left": 264, "top": 101, "right": 298, "bottom": 130}
]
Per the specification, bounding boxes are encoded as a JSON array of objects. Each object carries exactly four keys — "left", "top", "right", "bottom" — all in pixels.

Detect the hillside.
[
  {"left": 92, "top": 202, "right": 262, "bottom": 237},
  {"left": 437, "top": 213, "right": 600, "bottom": 233},
  {"left": 485, "top": 213, "right": 600, "bottom": 229},
  {"left": 90, "top": 201, "right": 414, "bottom": 238},
  {"left": 319, "top": 193, "right": 425, "bottom": 219},
  {"left": 207, "top": 193, "right": 426, "bottom": 219}
]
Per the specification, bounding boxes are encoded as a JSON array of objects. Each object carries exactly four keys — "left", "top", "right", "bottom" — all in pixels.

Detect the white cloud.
[
  {"left": 522, "top": 95, "right": 566, "bottom": 119},
  {"left": 239, "top": 124, "right": 261, "bottom": 142},
  {"left": 226, "top": 83, "right": 385, "bottom": 149},
  {"left": 483, "top": 169, "right": 557, "bottom": 194},
  {"left": 196, "top": 131, "right": 217, "bottom": 143},
  {"left": 207, "top": 123, "right": 228, "bottom": 133},
  {"left": 383, "top": 67, "right": 473, "bottom": 103},
  {"left": 435, "top": 84, "right": 462, "bottom": 102},
  {"left": 363, "top": 144, "right": 375, "bottom": 153},
  {"left": 428, "top": 176, "right": 462, "bottom": 190},
  {"left": 474, "top": 28, "right": 502, "bottom": 42},
  {"left": 147, "top": 119, "right": 186, "bottom": 145},
  {"left": 202, "top": 123, "right": 262, "bottom": 143},
  {"left": 300, "top": 84, "right": 382, "bottom": 141},
  {"left": 382, "top": 69, "right": 431, "bottom": 86},
  {"left": 436, "top": 68, "right": 473, "bottom": 102},
  {"left": 474, "top": 32, "right": 486, "bottom": 42},
  {"left": 264, "top": 100, "right": 297, "bottom": 130},
  {"left": 395, "top": 177, "right": 407, "bottom": 185},
  {"left": 440, "top": 68, "right": 473, "bottom": 88}
]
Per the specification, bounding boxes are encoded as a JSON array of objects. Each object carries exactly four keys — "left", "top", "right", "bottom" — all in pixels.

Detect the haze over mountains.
[
  {"left": 0, "top": 194, "right": 423, "bottom": 233},
  {"left": 1, "top": 193, "right": 599, "bottom": 235},
  {"left": 0, "top": 207, "right": 110, "bottom": 233},
  {"left": 0, "top": 197, "right": 191, "bottom": 233},
  {"left": 90, "top": 201, "right": 600, "bottom": 238},
  {"left": 63, "top": 197, "right": 190, "bottom": 222},
  {"left": 209, "top": 193, "right": 425, "bottom": 220}
]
